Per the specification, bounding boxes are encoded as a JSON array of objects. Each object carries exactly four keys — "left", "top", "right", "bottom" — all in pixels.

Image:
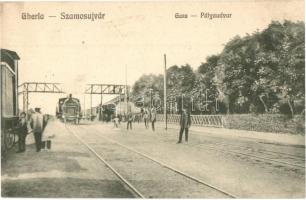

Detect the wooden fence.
[{"left": 156, "top": 114, "right": 223, "bottom": 128}]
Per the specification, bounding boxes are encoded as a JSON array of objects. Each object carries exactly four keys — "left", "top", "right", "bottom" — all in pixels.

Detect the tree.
[
  {"left": 219, "top": 35, "right": 260, "bottom": 113},
  {"left": 167, "top": 64, "right": 196, "bottom": 112},
  {"left": 258, "top": 20, "right": 305, "bottom": 116},
  {"left": 216, "top": 20, "right": 305, "bottom": 115},
  {"left": 131, "top": 20, "right": 305, "bottom": 116},
  {"left": 131, "top": 74, "right": 163, "bottom": 108},
  {"left": 167, "top": 64, "right": 195, "bottom": 95},
  {"left": 193, "top": 55, "right": 220, "bottom": 114}
]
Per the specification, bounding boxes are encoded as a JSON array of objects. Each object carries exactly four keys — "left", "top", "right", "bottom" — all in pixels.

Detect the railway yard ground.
[{"left": 1, "top": 119, "right": 305, "bottom": 198}]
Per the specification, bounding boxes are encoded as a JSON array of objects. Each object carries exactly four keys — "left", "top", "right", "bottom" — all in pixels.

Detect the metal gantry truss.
[
  {"left": 84, "top": 84, "right": 129, "bottom": 117},
  {"left": 85, "top": 84, "right": 127, "bottom": 95},
  {"left": 18, "top": 82, "right": 64, "bottom": 113}
]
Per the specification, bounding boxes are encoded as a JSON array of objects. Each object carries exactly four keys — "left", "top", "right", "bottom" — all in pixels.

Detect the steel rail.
[
  {"left": 206, "top": 141, "right": 305, "bottom": 161},
  {"left": 84, "top": 126, "right": 237, "bottom": 199},
  {"left": 190, "top": 139, "right": 305, "bottom": 168},
  {"left": 202, "top": 144, "right": 305, "bottom": 169},
  {"left": 165, "top": 126, "right": 305, "bottom": 161},
  {"left": 65, "top": 125, "right": 145, "bottom": 198}
]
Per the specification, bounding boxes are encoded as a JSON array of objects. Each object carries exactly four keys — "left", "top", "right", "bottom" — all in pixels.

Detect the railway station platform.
[
  {"left": 1, "top": 120, "right": 135, "bottom": 198},
  {"left": 1, "top": 119, "right": 305, "bottom": 198}
]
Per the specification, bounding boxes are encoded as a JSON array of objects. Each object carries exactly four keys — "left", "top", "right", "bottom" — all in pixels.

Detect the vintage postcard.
[{"left": 1, "top": 0, "right": 305, "bottom": 198}]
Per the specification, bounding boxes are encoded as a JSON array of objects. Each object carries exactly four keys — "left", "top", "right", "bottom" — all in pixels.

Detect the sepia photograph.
[{"left": 0, "top": 0, "right": 305, "bottom": 198}]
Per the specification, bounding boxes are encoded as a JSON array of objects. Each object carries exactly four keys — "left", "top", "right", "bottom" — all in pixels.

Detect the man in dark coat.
[
  {"left": 126, "top": 112, "right": 133, "bottom": 130},
  {"left": 30, "top": 108, "right": 44, "bottom": 152},
  {"left": 177, "top": 108, "right": 191, "bottom": 143},
  {"left": 16, "top": 112, "right": 28, "bottom": 153}
]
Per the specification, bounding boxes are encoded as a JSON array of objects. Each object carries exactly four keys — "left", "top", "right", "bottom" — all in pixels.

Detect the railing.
[{"left": 156, "top": 114, "right": 223, "bottom": 128}]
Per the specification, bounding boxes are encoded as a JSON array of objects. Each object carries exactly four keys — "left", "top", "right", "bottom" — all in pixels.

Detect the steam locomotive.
[{"left": 56, "top": 94, "right": 82, "bottom": 124}]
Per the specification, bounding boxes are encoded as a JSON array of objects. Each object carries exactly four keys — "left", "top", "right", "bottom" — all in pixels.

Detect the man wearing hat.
[
  {"left": 177, "top": 108, "right": 191, "bottom": 144},
  {"left": 30, "top": 107, "right": 44, "bottom": 152},
  {"left": 16, "top": 112, "right": 28, "bottom": 153}
]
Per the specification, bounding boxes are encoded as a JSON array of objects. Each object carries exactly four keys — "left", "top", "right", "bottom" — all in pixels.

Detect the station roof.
[
  {"left": 1, "top": 49, "right": 20, "bottom": 71},
  {"left": 1, "top": 49, "right": 20, "bottom": 60}
]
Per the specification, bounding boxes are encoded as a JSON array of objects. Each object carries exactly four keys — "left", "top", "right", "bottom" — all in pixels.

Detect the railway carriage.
[
  {"left": 56, "top": 94, "right": 82, "bottom": 124},
  {"left": 1, "top": 49, "right": 20, "bottom": 153},
  {"left": 85, "top": 101, "right": 141, "bottom": 122}
]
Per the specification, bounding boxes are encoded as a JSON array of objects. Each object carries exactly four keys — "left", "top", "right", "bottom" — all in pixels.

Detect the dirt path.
[
  {"left": 1, "top": 120, "right": 135, "bottom": 198},
  {"left": 2, "top": 120, "right": 304, "bottom": 198},
  {"left": 73, "top": 125, "right": 232, "bottom": 198},
  {"left": 89, "top": 122, "right": 305, "bottom": 198}
]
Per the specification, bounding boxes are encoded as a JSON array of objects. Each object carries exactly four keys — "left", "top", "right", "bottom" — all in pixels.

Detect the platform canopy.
[{"left": 0, "top": 49, "right": 20, "bottom": 71}]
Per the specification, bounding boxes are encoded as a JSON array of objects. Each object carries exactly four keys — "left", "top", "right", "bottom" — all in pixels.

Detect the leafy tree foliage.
[
  {"left": 217, "top": 20, "right": 304, "bottom": 115},
  {"left": 131, "top": 20, "right": 304, "bottom": 116},
  {"left": 167, "top": 64, "right": 195, "bottom": 95},
  {"left": 131, "top": 74, "right": 163, "bottom": 108}
]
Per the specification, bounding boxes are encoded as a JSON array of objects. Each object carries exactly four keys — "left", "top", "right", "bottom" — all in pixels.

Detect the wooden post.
[{"left": 164, "top": 54, "right": 167, "bottom": 130}]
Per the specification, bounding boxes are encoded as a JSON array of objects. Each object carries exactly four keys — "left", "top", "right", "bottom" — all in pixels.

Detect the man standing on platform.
[
  {"left": 177, "top": 108, "right": 191, "bottom": 144},
  {"left": 30, "top": 107, "right": 44, "bottom": 152},
  {"left": 16, "top": 112, "right": 28, "bottom": 153},
  {"left": 150, "top": 107, "right": 157, "bottom": 131},
  {"left": 143, "top": 109, "right": 149, "bottom": 129},
  {"left": 126, "top": 112, "right": 133, "bottom": 130}
]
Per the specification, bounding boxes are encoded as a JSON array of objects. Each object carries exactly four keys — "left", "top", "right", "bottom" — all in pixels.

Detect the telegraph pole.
[
  {"left": 83, "top": 94, "right": 86, "bottom": 117},
  {"left": 100, "top": 94, "right": 103, "bottom": 121},
  {"left": 164, "top": 54, "right": 167, "bottom": 130},
  {"left": 90, "top": 85, "right": 93, "bottom": 117},
  {"left": 118, "top": 94, "right": 121, "bottom": 115},
  {"left": 125, "top": 65, "right": 128, "bottom": 114},
  {"left": 150, "top": 88, "right": 153, "bottom": 111},
  {"left": 181, "top": 93, "right": 184, "bottom": 111}
]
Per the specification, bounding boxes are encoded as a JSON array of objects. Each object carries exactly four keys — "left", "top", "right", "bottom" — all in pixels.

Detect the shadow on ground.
[
  {"left": 2, "top": 177, "right": 134, "bottom": 198},
  {"left": 2, "top": 144, "right": 89, "bottom": 177}
]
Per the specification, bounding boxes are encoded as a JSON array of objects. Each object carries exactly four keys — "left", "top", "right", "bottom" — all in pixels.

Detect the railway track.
[
  {"left": 191, "top": 140, "right": 305, "bottom": 170},
  {"left": 199, "top": 138, "right": 304, "bottom": 160},
  {"left": 117, "top": 123, "right": 305, "bottom": 170},
  {"left": 202, "top": 144, "right": 305, "bottom": 170},
  {"left": 208, "top": 141, "right": 304, "bottom": 161},
  {"left": 67, "top": 125, "right": 237, "bottom": 198},
  {"left": 64, "top": 125, "right": 144, "bottom": 198},
  {"left": 165, "top": 126, "right": 305, "bottom": 169},
  {"left": 87, "top": 123, "right": 304, "bottom": 172}
]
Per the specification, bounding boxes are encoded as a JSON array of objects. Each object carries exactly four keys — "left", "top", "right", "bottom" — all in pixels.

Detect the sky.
[{"left": 1, "top": 1, "right": 304, "bottom": 114}]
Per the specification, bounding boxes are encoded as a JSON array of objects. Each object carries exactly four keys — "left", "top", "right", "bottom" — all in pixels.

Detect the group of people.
[
  {"left": 112, "top": 107, "right": 157, "bottom": 131},
  {"left": 111, "top": 106, "right": 191, "bottom": 144},
  {"left": 15, "top": 107, "right": 48, "bottom": 153},
  {"left": 141, "top": 106, "right": 191, "bottom": 144},
  {"left": 16, "top": 106, "right": 190, "bottom": 154},
  {"left": 142, "top": 107, "right": 157, "bottom": 131}
]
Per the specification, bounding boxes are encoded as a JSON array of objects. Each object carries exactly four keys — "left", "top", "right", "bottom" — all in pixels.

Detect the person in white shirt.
[
  {"left": 30, "top": 108, "right": 44, "bottom": 152},
  {"left": 113, "top": 115, "right": 119, "bottom": 128},
  {"left": 143, "top": 109, "right": 149, "bottom": 129}
]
